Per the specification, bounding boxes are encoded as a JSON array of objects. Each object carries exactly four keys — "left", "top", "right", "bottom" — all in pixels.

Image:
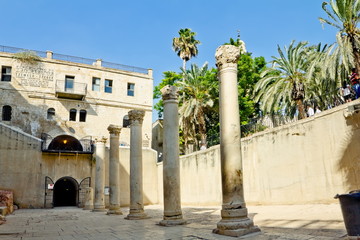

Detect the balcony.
[
  {"left": 55, "top": 80, "right": 87, "bottom": 100},
  {"left": 41, "top": 133, "right": 94, "bottom": 154}
]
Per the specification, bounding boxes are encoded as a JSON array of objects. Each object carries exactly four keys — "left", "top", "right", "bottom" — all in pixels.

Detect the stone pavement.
[{"left": 0, "top": 204, "right": 348, "bottom": 240}]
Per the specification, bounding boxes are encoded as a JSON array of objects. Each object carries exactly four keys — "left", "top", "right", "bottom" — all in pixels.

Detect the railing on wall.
[
  {"left": 41, "top": 133, "right": 94, "bottom": 154},
  {"left": 0, "top": 45, "right": 148, "bottom": 74},
  {"left": 55, "top": 80, "right": 87, "bottom": 96}
]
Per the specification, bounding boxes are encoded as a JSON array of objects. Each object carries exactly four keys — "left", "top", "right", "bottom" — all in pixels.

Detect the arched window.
[
  {"left": 69, "top": 109, "right": 77, "bottom": 121},
  {"left": 47, "top": 108, "right": 55, "bottom": 120},
  {"left": 123, "top": 115, "right": 130, "bottom": 128},
  {"left": 79, "top": 110, "right": 87, "bottom": 122},
  {"left": 2, "top": 105, "right": 12, "bottom": 121}
]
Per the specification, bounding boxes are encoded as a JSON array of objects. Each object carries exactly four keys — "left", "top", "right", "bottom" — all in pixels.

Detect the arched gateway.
[
  {"left": 44, "top": 176, "right": 91, "bottom": 208},
  {"left": 53, "top": 177, "right": 79, "bottom": 207}
]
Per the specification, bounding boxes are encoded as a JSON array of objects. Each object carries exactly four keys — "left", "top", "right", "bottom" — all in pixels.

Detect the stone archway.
[
  {"left": 53, "top": 177, "right": 79, "bottom": 207},
  {"left": 48, "top": 135, "right": 83, "bottom": 152}
]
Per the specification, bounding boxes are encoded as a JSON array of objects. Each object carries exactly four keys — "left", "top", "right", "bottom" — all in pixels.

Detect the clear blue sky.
[{"left": 0, "top": 0, "right": 337, "bottom": 121}]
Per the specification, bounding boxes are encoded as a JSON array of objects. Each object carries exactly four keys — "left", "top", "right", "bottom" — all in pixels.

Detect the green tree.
[
  {"left": 254, "top": 41, "right": 310, "bottom": 119},
  {"left": 178, "top": 63, "right": 217, "bottom": 149},
  {"left": 153, "top": 71, "right": 182, "bottom": 118},
  {"left": 172, "top": 28, "right": 201, "bottom": 70},
  {"left": 319, "top": 0, "right": 360, "bottom": 71}
]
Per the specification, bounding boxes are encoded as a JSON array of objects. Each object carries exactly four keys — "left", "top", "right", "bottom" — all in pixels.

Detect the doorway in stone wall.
[{"left": 53, "top": 177, "right": 79, "bottom": 207}]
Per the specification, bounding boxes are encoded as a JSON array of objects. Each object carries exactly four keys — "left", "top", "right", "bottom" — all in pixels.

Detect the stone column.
[
  {"left": 159, "top": 85, "right": 186, "bottom": 226},
  {"left": 107, "top": 125, "right": 123, "bottom": 215},
  {"left": 93, "top": 137, "right": 107, "bottom": 212},
  {"left": 213, "top": 45, "right": 260, "bottom": 237},
  {"left": 83, "top": 187, "right": 94, "bottom": 210},
  {"left": 125, "top": 110, "right": 148, "bottom": 220}
]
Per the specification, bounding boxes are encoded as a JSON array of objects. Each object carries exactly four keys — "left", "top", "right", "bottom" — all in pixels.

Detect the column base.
[
  {"left": 125, "top": 212, "right": 149, "bottom": 220},
  {"left": 159, "top": 215, "right": 186, "bottom": 226},
  {"left": 107, "top": 209, "right": 123, "bottom": 215},
  {"left": 213, "top": 206, "right": 261, "bottom": 237},
  {"left": 213, "top": 217, "right": 260, "bottom": 237},
  {"left": 83, "top": 206, "right": 93, "bottom": 211},
  {"left": 92, "top": 206, "right": 107, "bottom": 212}
]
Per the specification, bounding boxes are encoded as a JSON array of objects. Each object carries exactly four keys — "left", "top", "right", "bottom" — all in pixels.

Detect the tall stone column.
[
  {"left": 159, "top": 85, "right": 186, "bottom": 226},
  {"left": 93, "top": 137, "right": 107, "bottom": 212},
  {"left": 107, "top": 125, "right": 122, "bottom": 215},
  {"left": 125, "top": 110, "right": 148, "bottom": 220},
  {"left": 213, "top": 45, "right": 260, "bottom": 237}
]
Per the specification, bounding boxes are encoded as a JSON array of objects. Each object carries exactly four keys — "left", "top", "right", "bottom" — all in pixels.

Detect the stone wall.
[{"left": 157, "top": 101, "right": 360, "bottom": 205}]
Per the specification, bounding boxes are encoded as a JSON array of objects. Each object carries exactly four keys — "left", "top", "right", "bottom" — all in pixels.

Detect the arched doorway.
[
  {"left": 53, "top": 177, "right": 78, "bottom": 207},
  {"left": 48, "top": 135, "right": 83, "bottom": 152}
]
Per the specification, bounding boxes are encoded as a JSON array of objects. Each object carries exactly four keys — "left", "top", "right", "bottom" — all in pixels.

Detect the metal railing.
[
  {"left": 0, "top": 45, "right": 47, "bottom": 58},
  {"left": 0, "top": 45, "right": 148, "bottom": 74},
  {"left": 55, "top": 80, "right": 87, "bottom": 96},
  {"left": 102, "top": 61, "right": 148, "bottom": 74},
  {"left": 41, "top": 133, "right": 94, "bottom": 154}
]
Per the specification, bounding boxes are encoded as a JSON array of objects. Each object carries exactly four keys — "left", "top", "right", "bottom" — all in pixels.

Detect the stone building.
[{"left": 0, "top": 45, "right": 157, "bottom": 208}]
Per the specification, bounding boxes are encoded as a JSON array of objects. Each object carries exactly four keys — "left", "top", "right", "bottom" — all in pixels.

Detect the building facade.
[{"left": 0, "top": 46, "right": 156, "bottom": 208}]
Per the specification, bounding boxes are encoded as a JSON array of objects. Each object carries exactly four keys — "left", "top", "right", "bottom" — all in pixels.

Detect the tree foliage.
[{"left": 172, "top": 28, "right": 201, "bottom": 70}]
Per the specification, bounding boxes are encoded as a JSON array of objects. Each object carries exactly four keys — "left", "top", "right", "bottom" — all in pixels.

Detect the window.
[
  {"left": 1, "top": 66, "right": 12, "bottom": 82},
  {"left": 123, "top": 115, "right": 130, "bottom": 128},
  {"left": 65, "top": 76, "right": 74, "bottom": 90},
  {"left": 92, "top": 77, "right": 100, "bottom": 91},
  {"left": 47, "top": 108, "right": 55, "bottom": 120},
  {"left": 105, "top": 79, "right": 112, "bottom": 93},
  {"left": 79, "top": 110, "right": 87, "bottom": 122},
  {"left": 127, "top": 83, "right": 135, "bottom": 96},
  {"left": 69, "top": 109, "right": 77, "bottom": 121},
  {"left": 2, "top": 105, "right": 12, "bottom": 121}
]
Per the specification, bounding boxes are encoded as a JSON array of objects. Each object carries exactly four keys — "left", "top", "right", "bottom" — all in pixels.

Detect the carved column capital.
[
  {"left": 161, "top": 85, "right": 178, "bottom": 101},
  {"left": 215, "top": 45, "right": 240, "bottom": 70},
  {"left": 128, "top": 110, "right": 145, "bottom": 124},
  {"left": 107, "top": 124, "right": 122, "bottom": 136},
  {"left": 95, "top": 137, "right": 107, "bottom": 143}
]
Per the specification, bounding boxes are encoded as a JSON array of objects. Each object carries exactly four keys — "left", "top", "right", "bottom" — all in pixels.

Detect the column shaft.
[
  {"left": 93, "top": 137, "right": 107, "bottom": 212},
  {"left": 107, "top": 125, "right": 122, "bottom": 215},
  {"left": 213, "top": 45, "right": 260, "bottom": 237},
  {"left": 159, "top": 85, "right": 186, "bottom": 226},
  {"left": 126, "top": 110, "right": 148, "bottom": 220}
]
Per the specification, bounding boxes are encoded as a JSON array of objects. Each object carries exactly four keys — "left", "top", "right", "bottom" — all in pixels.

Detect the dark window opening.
[
  {"left": 2, "top": 105, "right": 12, "bottom": 121},
  {"left": 79, "top": 109, "right": 87, "bottom": 122},
  {"left": 69, "top": 109, "right": 77, "bottom": 121},
  {"left": 105, "top": 79, "right": 112, "bottom": 93},
  {"left": 65, "top": 76, "right": 74, "bottom": 90},
  {"left": 47, "top": 108, "right": 55, "bottom": 120},
  {"left": 1, "top": 66, "right": 12, "bottom": 82},
  {"left": 127, "top": 83, "right": 135, "bottom": 96},
  {"left": 123, "top": 115, "right": 130, "bottom": 128},
  {"left": 92, "top": 77, "right": 100, "bottom": 91}
]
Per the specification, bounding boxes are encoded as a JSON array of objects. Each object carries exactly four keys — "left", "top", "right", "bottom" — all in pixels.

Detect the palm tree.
[
  {"left": 178, "top": 63, "right": 216, "bottom": 150},
  {"left": 172, "top": 28, "right": 201, "bottom": 70},
  {"left": 254, "top": 41, "right": 310, "bottom": 119},
  {"left": 319, "top": 0, "right": 360, "bottom": 71}
]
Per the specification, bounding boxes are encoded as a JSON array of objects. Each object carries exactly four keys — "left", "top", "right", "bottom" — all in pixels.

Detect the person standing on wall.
[{"left": 350, "top": 68, "right": 360, "bottom": 99}]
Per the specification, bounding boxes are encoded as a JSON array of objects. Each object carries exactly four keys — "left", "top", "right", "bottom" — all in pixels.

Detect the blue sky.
[{"left": 0, "top": 0, "right": 338, "bottom": 121}]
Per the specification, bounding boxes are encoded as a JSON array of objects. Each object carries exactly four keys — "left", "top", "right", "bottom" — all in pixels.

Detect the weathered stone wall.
[
  {"left": 0, "top": 122, "right": 159, "bottom": 208},
  {"left": 157, "top": 101, "right": 360, "bottom": 205}
]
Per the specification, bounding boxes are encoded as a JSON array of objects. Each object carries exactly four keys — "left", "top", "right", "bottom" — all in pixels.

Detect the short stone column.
[
  {"left": 93, "top": 137, "right": 107, "bottom": 212},
  {"left": 125, "top": 110, "right": 148, "bottom": 220},
  {"left": 159, "top": 85, "right": 186, "bottom": 226},
  {"left": 107, "top": 125, "right": 123, "bottom": 215},
  {"left": 213, "top": 45, "right": 260, "bottom": 237},
  {"left": 83, "top": 187, "right": 94, "bottom": 210}
]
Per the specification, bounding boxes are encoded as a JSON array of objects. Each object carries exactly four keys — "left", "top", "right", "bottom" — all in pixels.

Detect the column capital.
[
  {"left": 107, "top": 124, "right": 122, "bottom": 135},
  {"left": 128, "top": 110, "right": 145, "bottom": 124},
  {"left": 95, "top": 137, "right": 107, "bottom": 143},
  {"left": 161, "top": 85, "right": 178, "bottom": 101},
  {"left": 215, "top": 45, "right": 240, "bottom": 70}
]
